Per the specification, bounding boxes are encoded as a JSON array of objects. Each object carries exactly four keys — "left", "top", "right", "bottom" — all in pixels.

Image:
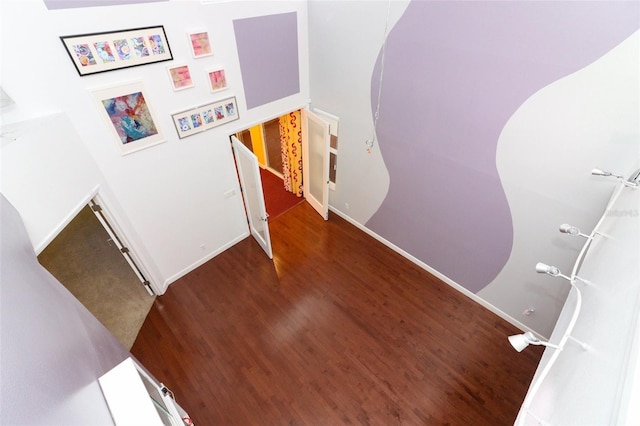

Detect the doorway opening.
[
  {"left": 236, "top": 118, "right": 284, "bottom": 179},
  {"left": 236, "top": 116, "right": 302, "bottom": 221},
  {"left": 37, "top": 199, "right": 155, "bottom": 349},
  {"left": 234, "top": 108, "right": 339, "bottom": 223},
  {"left": 232, "top": 108, "right": 339, "bottom": 259}
]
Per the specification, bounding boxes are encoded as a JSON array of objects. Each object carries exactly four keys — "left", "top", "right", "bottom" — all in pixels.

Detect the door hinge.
[
  {"left": 120, "top": 247, "right": 130, "bottom": 254},
  {"left": 91, "top": 204, "right": 102, "bottom": 212}
]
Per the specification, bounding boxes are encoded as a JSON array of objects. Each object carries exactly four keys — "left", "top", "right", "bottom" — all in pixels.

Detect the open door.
[
  {"left": 302, "top": 108, "right": 331, "bottom": 220},
  {"left": 231, "top": 135, "right": 273, "bottom": 259}
]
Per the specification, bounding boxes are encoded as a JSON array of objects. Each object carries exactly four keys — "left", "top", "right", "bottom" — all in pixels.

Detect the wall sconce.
[
  {"left": 535, "top": 262, "right": 569, "bottom": 280},
  {"left": 592, "top": 168, "right": 639, "bottom": 187},
  {"left": 535, "top": 262, "right": 591, "bottom": 285},
  {"left": 591, "top": 168, "right": 623, "bottom": 179},
  {"left": 627, "top": 168, "right": 640, "bottom": 185},
  {"left": 559, "top": 224, "right": 591, "bottom": 239},
  {"left": 508, "top": 332, "right": 561, "bottom": 352}
]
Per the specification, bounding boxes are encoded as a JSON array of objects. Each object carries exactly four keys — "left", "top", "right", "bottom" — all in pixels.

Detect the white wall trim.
[
  {"left": 328, "top": 205, "right": 538, "bottom": 336},
  {"left": 35, "top": 185, "right": 100, "bottom": 255},
  {"left": 162, "top": 231, "right": 251, "bottom": 291}
]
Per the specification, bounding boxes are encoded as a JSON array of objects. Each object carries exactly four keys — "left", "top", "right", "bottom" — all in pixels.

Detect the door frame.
[
  {"left": 90, "top": 193, "right": 156, "bottom": 295},
  {"left": 37, "top": 187, "right": 159, "bottom": 295},
  {"left": 302, "top": 108, "right": 331, "bottom": 220},
  {"left": 85, "top": 188, "right": 158, "bottom": 295}
]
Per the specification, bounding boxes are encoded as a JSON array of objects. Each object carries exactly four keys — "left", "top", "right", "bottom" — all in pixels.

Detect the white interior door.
[
  {"left": 231, "top": 135, "right": 273, "bottom": 259},
  {"left": 302, "top": 108, "right": 331, "bottom": 220}
]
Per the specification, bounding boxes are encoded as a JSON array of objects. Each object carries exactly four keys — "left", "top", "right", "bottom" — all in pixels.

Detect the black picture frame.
[{"left": 60, "top": 25, "right": 173, "bottom": 76}]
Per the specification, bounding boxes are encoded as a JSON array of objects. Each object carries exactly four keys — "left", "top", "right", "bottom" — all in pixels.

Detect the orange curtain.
[{"left": 279, "top": 111, "right": 303, "bottom": 197}]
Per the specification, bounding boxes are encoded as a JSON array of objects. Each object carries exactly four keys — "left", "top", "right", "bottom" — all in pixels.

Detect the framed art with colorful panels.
[
  {"left": 92, "top": 81, "right": 165, "bottom": 155},
  {"left": 171, "top": 96, "right": 239, "bottom": 139},
  {"left": 171, "top": 107, "right": 206, "bottom": 139},
  {"left": 61, "top": 26, "right": 173, "bottom": 76}
]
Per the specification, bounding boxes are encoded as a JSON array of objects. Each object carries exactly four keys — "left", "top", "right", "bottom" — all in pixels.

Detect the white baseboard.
[
  {"left": 162, "top": 231, "right": 250, "bottom": 292},
  {"left": 328, "top": 205, "right": 531, "bottom": 334}
]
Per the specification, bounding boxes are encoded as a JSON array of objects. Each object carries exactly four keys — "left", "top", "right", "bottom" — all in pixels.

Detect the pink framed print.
[
  {"left": 207, "top": 68, "right": 227, "bottom": 93},
  {"left": 188, "top": 31, "right": 213, "bottom": 58},
  {"left": 167, "top": 64, "right": 194, "bottom": 91}
]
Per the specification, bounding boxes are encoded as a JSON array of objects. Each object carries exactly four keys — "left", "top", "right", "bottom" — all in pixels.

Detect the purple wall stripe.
[
  {"left": 44, "top": 0, "right": 166, "bottom": 9},
  {"left": 366, "top": 1, "right": 639, "bottom": 293}
]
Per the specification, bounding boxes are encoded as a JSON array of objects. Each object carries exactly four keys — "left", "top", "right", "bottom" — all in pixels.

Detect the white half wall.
[
  {"left": 481, "top": 31, "right": 640, "bottom": 336},
  {"left": 1, "top": 113, "right": 104, "bottom": 253}
]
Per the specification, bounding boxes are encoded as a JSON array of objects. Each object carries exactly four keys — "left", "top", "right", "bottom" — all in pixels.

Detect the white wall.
[
  {"left": 308, "top": 0, "right": 410, "bottom": 223},
  {"left": 1, "top": 113, "right": 104, "bottom": 253},
  {"left": 1, "top": 0, "right": 309, "bottom": 291},
  {"left": 516, "top": 178, "right": 640, "bottom": 424}
]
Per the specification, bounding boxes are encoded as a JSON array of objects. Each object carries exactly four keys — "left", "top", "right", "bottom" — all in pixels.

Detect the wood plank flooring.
[{"left": 131, "top": 202, "right": 542, "bottom": 425}]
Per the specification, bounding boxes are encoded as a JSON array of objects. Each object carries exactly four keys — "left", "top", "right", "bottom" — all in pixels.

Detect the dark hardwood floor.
[{"left": 131, "top": 202, "right": 542, "bottom": 425}]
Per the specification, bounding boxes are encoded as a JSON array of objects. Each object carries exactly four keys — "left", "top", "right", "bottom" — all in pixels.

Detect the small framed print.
[
  {"left": 207, "top": 68, "right": 227, "bottom": 93},
  {"left": 188, "top": 31, "right": 213, "bottom": 58},
  {"left": 92, "top": 81, "right": 165, "bottom": 155},
  {"left": 172, "top": 96, "right": 239, "bottom": 139},
  {"left": 167, "top": 64, "right": 194, "bottom": 91},
  {"left": 61, "top": 26, "right": 173, "bottom": 76}
]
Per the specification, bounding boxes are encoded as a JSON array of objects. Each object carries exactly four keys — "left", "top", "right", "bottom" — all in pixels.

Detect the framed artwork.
[
  {"left": 92, "top": 81, "right": 165, "bottom": 155},
  {"left": 172, "top": 96, "right": 239, "bottom": 139},
  {"left": 207, "top": 68, "right": 227, "bottom": 93},
  {"left": 167, "top": 64, "right": 194, "bottom": 91},
  {"left": 61, "top": 26, "right": 173, "bottom": 76},
  {"left": 188, "top": 31, "right": 213, "bottom": 58}
]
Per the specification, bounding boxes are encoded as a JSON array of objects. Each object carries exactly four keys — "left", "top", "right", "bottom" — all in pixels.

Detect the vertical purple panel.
[
  {"left": 44, "top": 0, "right": 166, "bottom": 9},
  {"left": 234, "top": 12, "right": 300, "bottom": 109}
]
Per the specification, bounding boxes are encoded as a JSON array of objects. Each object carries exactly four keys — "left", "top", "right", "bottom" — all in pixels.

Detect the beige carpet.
[{"left": 38, "top": 205, "right": 155, "bottom": 349}]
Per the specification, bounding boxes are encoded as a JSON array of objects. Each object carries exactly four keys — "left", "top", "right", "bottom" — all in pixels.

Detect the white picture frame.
[
  {"left": 172, "top": 96, "right": 239, "bottom": 139},
  {"left": 207, "top": 67, "right": 228, "bottom": 93},
  {"left": 91, "top": 81, "right": 166, "bottom": 155},
  {"left": 167, "top": 63, "right": 194, "bottom": 91},
  {"left": 187, "top": 30, "right": 213, "bottom": 58}
]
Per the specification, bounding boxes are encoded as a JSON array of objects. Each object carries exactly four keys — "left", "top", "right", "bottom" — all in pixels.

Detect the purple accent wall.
[
  {"left": 1, "top": 195, "right": 129, "bottom": 424},
  {"left": 43, "top": 0, "right": 166, "bottom": 9},
  {"left": 366, "top": 1, "right": 639, "bottom": 292},
  {"left": 233, "top": 12, "right": 300, "bottom": 109}
]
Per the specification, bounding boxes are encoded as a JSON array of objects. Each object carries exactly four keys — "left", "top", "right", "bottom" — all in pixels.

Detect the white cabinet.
[{"left": 99, "top": 358, "right": 193, "bottom": 426}]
